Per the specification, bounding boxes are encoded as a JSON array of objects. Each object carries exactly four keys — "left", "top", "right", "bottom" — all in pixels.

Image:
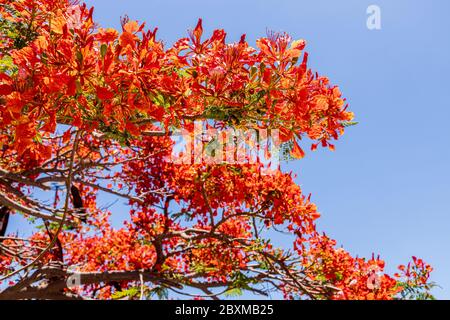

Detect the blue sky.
[{"left": 8, "top": 0, "right": 449, "bottom": 298}]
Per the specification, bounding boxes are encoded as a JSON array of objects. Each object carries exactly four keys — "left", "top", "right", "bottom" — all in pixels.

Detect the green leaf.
[
  {"left": 342, "top": 121, "right": 358, "bottom": 127},
  {"left": 111, "top": 287, "right": 139, "bottom": 300},
  {"left": 100, "top": 44, "right": 108, "bottom": 58},
  {"left": 149, "top": 286, "right": 169, "bottom": 300},
  {"left": 224, "top": 287, "right": 243, "bottom": 297}
]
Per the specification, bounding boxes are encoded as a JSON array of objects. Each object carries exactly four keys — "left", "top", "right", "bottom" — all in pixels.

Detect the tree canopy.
[{"left": 0, "top": 0, "right": 434, "bottom": 300}]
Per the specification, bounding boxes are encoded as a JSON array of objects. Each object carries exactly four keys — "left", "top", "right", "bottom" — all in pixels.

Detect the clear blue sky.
[{"left": 9, "top": 0, "right": 449, "bottom": 299}]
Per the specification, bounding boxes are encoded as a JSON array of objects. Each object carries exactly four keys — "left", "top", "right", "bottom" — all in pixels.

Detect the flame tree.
[{"left": 0, "top": 0, "right": 434, "bottom": 300}]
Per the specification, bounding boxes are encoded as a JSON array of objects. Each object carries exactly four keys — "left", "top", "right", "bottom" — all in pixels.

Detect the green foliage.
[
  {"left": 280, "top": 140, "right": 294, "bottom": 161},
  {"left": 148, "top": 286, "right": 169, "bottom": 300},
  {"left": 396, "top": 281, "right": 437, "bottom": 300},
  {"left": 342, "top": 121, "right": 358, "bottom": 127},
  {"left": 224, "top": 287, "right": 243, "bottom": 297},
  {"left": 111, "top": 287, "right": 139, "bottom": 300},
  {"left": 0, "top": 4, "right": 38, "bottom": 52},
  {"left": 0, "top": 55, "right": 17, "bottom": 75}
]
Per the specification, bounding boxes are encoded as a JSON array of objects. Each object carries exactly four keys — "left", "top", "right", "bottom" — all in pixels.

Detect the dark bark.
[
  {"left": 70, "top": 185, "right": 86, "bottom": 222},
  {"left": 0, "top": 206, "right": 10, "bottom": 237}
]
